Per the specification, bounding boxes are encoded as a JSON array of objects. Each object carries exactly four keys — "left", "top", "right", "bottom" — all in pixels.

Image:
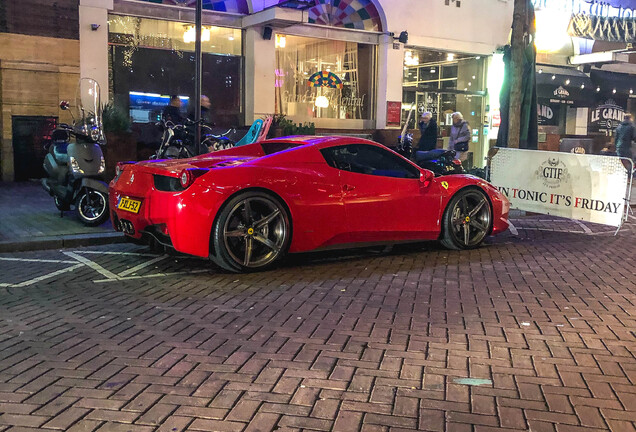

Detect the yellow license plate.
[{"left": 118, "top": 197, "right": 141, "bottom": 214}]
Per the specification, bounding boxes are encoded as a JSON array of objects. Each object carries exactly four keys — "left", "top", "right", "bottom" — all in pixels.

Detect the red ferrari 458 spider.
[{"left": 110, "top": 136, "right": 509, "bottom": 272}]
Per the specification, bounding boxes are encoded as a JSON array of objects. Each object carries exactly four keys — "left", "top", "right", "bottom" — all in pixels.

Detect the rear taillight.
[
  {"left": 179, "top": 170, "right": 192, "bottom": 188},
  {"left": 179, "top": 168, "right": 208, "bottom": 189}
]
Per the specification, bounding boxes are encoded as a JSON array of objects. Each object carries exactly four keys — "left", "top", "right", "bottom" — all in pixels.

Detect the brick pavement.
[
  {"left": 0, "top": 182, "right": 113, "bottom": 244},
  {"left": 0, "top": 215, "right": 635, "bottom": 431}
]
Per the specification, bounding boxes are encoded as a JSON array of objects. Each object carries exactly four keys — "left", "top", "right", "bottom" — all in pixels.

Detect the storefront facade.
[
  {"left": 530, "top": 0, "right": 636, "bottom": 152},
  {"left": 1, "top": 0, "right": 514, "bottom": 180},
  {"left": 92, "top": 0, "right": 513, "bottom": 132}
]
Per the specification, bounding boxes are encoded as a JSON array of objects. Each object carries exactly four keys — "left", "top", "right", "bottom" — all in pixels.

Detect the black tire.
[
  {"left": 440, "top": 188, "right": 492, "bottom": 250},
  {"left": 76, "top": 189, "right": 109, "bottom": 227},
  {"left": 54, "top": 196, "right": 70, "bottom": 211},
  {"left": 212, "top": 191, "right": 291, "bottom": 272}
]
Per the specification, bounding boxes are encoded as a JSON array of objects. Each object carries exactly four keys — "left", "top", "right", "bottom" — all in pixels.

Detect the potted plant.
[{"left": 102, "top": 102, "right": 135, "bottom": 180}]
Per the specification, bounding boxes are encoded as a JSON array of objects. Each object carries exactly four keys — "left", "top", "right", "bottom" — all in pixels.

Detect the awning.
[
  {"left": 536, "top": 65, "right": 594, "bottom": 107},
  {"left": 590, "top": 69, "right": 635, "bottom": 96}
]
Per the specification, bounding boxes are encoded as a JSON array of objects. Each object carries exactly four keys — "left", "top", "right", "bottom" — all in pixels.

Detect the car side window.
[{"left": 321, "top": 144, "right": 419, "bottom": 179}]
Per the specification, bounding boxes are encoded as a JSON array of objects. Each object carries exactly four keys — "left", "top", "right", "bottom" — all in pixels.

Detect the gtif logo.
[{"left": 535, "top": 157, "right": 570, "bottom": 189}]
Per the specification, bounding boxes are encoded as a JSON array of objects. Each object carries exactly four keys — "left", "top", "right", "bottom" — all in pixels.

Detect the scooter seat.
[{"left": 415, "top": 149, "right": 453, "bottom": 163}]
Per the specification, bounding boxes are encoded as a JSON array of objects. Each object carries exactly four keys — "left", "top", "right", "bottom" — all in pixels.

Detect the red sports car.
[{"left": 110, "top": 136, "right": 509, "bottom": 272}]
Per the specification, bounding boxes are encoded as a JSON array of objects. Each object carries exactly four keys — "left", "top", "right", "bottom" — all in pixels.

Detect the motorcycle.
[
  {"left": 414, "top": 148, "right": 465, "bottom": 176},
  {"left": 41, "top": 78, "right": 109, "bottom": 226},
  {"left": 151, "top": 119, "right": 235, "bottom": 160},
  {"left": 393, "top": 107, "right": 464, "bottom": 177}
]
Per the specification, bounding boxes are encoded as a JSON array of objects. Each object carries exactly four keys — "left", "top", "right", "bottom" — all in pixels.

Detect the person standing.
[
  {"left": 614, "top": 113, "right": 636, "bottom": 163},
  {"left": 189, "top": 95, "right": 213, "bottom": 126},
  {"left": 418, "top": 112, "right": 438, "bottom": 151},
  {"left": 162, "top": 95, "right": 183, "bottom": 124},
  {"left": 448, "top": 111, "right": 471, "bottom": 162}
]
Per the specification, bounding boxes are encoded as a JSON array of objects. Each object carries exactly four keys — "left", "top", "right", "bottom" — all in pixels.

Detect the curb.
[{"left": 0, "top": 232, "right": 127, "bottom": 253}]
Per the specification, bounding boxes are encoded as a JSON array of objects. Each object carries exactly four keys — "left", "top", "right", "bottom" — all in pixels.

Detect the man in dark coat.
[
  {"left": 162, "top": 95, "right": 183, "bottom": 124},
  {"left": 615, "top": 113, "right": 635, "bottom": 162},
  {"left": 418, "top": 111, "right": 438, "bottom": 151}
]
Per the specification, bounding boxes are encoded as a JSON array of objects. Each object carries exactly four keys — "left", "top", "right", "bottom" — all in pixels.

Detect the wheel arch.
[{"left": 208, "top": 186, "right": 294, "bottom": 256}]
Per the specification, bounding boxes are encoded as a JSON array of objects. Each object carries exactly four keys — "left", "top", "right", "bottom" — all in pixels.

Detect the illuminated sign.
[{"left": 532, "top": 0, "right": 636, "bottom": 18}]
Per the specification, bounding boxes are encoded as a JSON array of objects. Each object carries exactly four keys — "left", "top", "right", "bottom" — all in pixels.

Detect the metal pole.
[{"left": 194, "top": 0, "right": 202, "bottom": 148}]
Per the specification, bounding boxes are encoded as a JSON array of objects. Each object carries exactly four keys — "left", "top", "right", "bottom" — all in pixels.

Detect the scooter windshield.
[{"left": 73, "top": 78, "right": 104, "bottom": 143}]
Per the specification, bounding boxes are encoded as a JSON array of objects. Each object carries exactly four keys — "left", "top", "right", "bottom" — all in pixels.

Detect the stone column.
[
  {"left": 376, "top": 34, "right": 404, "bottom": 130},
  {"left": 244, "top": 26, "right": 276, "bottom": 125},
  {"left": 79, "top": 0, "right": 113, "bottom": 102}
]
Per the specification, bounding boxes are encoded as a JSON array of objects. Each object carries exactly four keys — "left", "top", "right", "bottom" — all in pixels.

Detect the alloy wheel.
[
  {"left": 448, "top": 191, "right": 491, "bottom": 248},
  {"left": 222, "top": 196, "right": 288, "bottom": 268},
  {"left": 77, "top": 190, "right": 107, "bottom": 223}
]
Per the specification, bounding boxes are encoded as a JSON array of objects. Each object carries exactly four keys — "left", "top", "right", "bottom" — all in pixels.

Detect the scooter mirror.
[{"left": 59, "top": 101, "right": 70, "bottom": 110}]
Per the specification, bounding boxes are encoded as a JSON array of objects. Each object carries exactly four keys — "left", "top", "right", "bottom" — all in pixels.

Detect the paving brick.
[
  {"left": 65, "top": 419, "right": 103, "bottom": 432},
  {"left": 0, "top": 217, "right": 635, "bottom": 432},
  {"left": 498, "top": 406, "right": 527, "bottom": 430},
  {"left": 244, "top": 412, "right": 280, "bottom": 432},
  {"left": 418, "top": 408, "right": 445, "bottom": 432},
  {"left": 189, "top": 418, "right": 246, "bottom": 431},
  {"left": 41, "top": 407, "right": 90, "bottom": 430},
  {"left": 0, "top": 414, "right": 49, "bottom": 428}
]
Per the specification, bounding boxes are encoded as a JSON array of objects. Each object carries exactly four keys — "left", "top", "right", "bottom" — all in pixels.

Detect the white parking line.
[
  {"left": 118, "top": 255, "right": 169, "bottom": 277},
  {"left": 93, "top": 269, "right": 209, "bottom": 283},
  {"left": 573, "top": 220, "right": 593, "bottom": 234},
  {"left": 507, "top": 221, "right": 519, "bottom": 236},
  {"left": 0, "top": 257, "right": 77, "bottom": 264},
  {"left": 63, "top": 252, "right": 120, "bottom": 280},
  {"left": 0, "top": 264, "right": 85, "bottom": 288},
  {"left": 74, "top": 251, "right": 160, "bottom": 257}
]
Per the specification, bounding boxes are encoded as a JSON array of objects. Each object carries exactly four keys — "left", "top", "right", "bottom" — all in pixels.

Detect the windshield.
[{"left": 73, "top": 78, "right": 104, "bottom": 142}]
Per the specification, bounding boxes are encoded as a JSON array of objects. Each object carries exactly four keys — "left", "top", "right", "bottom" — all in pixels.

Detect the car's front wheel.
[
  {"left": 441, "top": 188, "right": 492, "bottom": 250},
  {"left": 212, "top": 191, "right": 291, "bottom": 272}
]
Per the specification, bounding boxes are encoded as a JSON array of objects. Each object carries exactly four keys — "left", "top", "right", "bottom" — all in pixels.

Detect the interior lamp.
[
  {"left": 183, "top": 26, "right": 211, "bottom": 43},
  {"left": 275, "top": 34, "right": 287, "bottom": 48},
  {"left": 404, "top": 50, "right": 419, "bottom": 67},
  {"left": 315, "top": 96, "right": 329, "bottom": 108}
]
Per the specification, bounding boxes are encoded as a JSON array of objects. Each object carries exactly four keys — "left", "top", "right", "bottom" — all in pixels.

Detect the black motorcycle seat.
[
  {"left": 415, "top": 149, "right": 453, "bottom": 163},
  {"left": 52, "top": 142, "right": 69, "bottom": 164}
]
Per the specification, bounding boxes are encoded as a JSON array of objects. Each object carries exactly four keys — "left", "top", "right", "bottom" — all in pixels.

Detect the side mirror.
[
  {"left": 59, "top": 101, "right": 70, "bottom": 110},
  {"left": 419, "top": 169, "right": 434, "bottom": 187}
]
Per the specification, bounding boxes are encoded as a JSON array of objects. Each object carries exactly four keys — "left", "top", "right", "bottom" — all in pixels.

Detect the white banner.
[{"left": 490, "top": 148, "right": 632, "bottom": 227}]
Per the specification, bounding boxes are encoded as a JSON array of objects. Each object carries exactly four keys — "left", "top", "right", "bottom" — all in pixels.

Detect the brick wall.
[
  {"left": 0, "top": 0, "right": 79, "bottom": 40},
  {"left": 0, "top": 33, "right": 80, "bottom": 181}
]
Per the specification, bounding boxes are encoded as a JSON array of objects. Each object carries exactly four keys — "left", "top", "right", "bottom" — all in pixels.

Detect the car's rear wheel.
[
  {"left": 441, "top": 188, "right": 492, "bottom": 250},
  {"left": 212, "top": 191, "right": 291, "bottom": 272}
]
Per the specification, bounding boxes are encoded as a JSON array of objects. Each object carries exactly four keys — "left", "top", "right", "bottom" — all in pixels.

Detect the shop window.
[
  {"left": 275, "top": 35, "right": 376, "bottom": 121},
  {"left": 441, "top": 65, "right": 458, "bottom": 79},
  {"left": 419, "top": 67, "right": 439, "bottom": 82},
  {"left": 440, "top": 80, "right": 458, "bottom": 90},
  {"left": 108, "top": 15, "right": 242, "bottom": 126},
  {"left": 401, "top": 49, "right": 487, "bottom": 168}
]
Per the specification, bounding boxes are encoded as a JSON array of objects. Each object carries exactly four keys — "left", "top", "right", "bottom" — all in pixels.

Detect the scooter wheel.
[
  {"left": 54, "top": 196, "right": 70, "bottom": 211},
  {"left": 76, "top": 189, "right": 109, "bottom": 227}
]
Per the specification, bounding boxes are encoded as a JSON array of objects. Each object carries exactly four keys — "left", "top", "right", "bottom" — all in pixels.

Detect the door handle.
[{"left": 342, "top": 184, "right": 356, "bottom": 192}]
